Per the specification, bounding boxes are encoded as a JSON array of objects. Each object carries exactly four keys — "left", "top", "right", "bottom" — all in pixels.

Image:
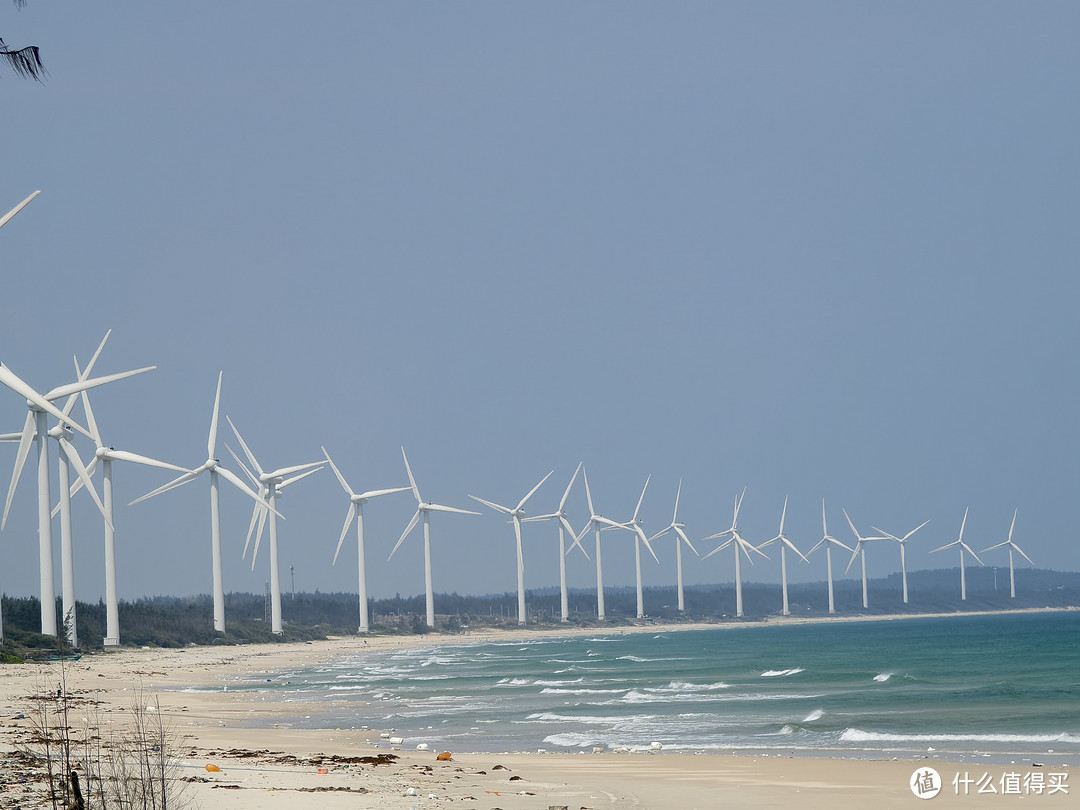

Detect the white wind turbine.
[
  {"left": 389, "top": 448, "right": 480, "bottom": 629},
  {"left": 605, "top": 476, "right": 659, "bottom": 619},
  {"left": 980, "top": 509, "right": 1034, "bottom": 599},
  {"left": 469, "top": 471, "right": 553, "bottom": 626},
  {"left": 227, "top": 416, "right": 323, "bottom": 634},
  {"left": 756, "top": 497, "right": 809, "bottom": 617},
  {"left": 321, "top": 446, "right": 410, "bottom": 633},
  {"left": 647, "top": 478, "right": 698, "bottom": 613},
  {"left": 127, "top": 373, "right": 272, "bottom": 634},
  {"left": 574, "top": 466, "right": 631, "bottom": 621},
  {"left": 701, "top": 488, "right": 768, "bottom": 618},
  {"left": 930, "top": 508, "right": 984, "bottom": 600},
  {"left": 807, "top": 500, "right": 854, "bottom": 615},
  {"left": 0, "top": 353, "right": 154, "bottom": 636},
  {"left": 871, "top": 519, "right": 930, "bottom": 604},
  {"left": 0, "top": 190, "right": 40, "bottom": 230},
  {"left": 521, "top": 462, "right": 590, "bottom": 623},
  {"left": 843, "top": 509, "right": 887, "bottom": 609}
]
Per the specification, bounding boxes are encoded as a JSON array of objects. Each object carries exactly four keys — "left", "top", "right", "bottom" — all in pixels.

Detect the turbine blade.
[
  {"left": 0, "top": 189, "right": 40, "bottom": 229},
  {"left": 241, "top": 491, "right": 265, "bottom": 560},
  {"left": 249, "top": 503, "right": 269, "bottom": 569},
  {"left": 1, "top": 411, "right": 36, "bottom": 530},
  {"left": 107, "top": 449, "right": 188, "bottom": 472},
  {"left": 0, "top": 364, "right": 91, "bottom": 439},
  {"left": 672, "top": 478, "right": 682, "bottom": 523},
  {"left": 843, "top": 544, "right": 862, "bottom": 574},
  {"left": 1008, "top": 508, "right": 1017, "bottom": 542},
  {"left": 516, "top": 470, "right": 553, "bottom": 512},
  {"left": 225, "top": 444, "right": 258, "bottom": 486},
  {"left": 638, "top": 527, "right": 659, "bottom": 564},
  {"left": 226, "top": 416, "right": 263, "bottom": 476},
  {"left": 332, "top": 503, "right": 356, "bottom": 566},
  {"left": 389, "top": 510, "right": 421, "bottom": 559},
  {"left": 582, "top": 466, "right": 595, "bottom": 516},
  {"left": 218, "top": 466, "right": 283, "bottom": 517},
  {"left": 60, "top": 439, "right": 113, "bottom": 531},
  {"left": 980, "top": 540, "right": 1011, "bottom": 553},
  {"left": 44, "top": 366, "right": 155, "bottom": 402},
  {"left": 401, "top": 447, "right": 421, "bottom": 503},
  {"left": 647, "top": 526, "right": 672, "bottom": 543},
  {"left": 902, "top": 519, "right": 930, "bottom": 542},
  {"left": 269, "top": 460, "right": 323, "bottom": 479},
  {"left": 278, "top": 466, "right": 322, "bottom": 489},
  {"left": 961, "top": 542, "right": 984, "bottom": 566},
  {"left": 425, "top": 503, "right": 481, "bottom": 516},
  {"left": 129, "top": 469, "right": 203, "bottom": 506},
  {"left": 561, "top": 516, "right": 589, "bottom": 559},
  {"left": 1015, "top": 544, "right": 1035, "bottom": 566},
  {"left": 778, "top": 496, "right": 788, "bottom": 535},
  {"left": 784, "top": 537, "right": 810, "bottom": 564},
  {"left": 929, "top": 540, "right": 955, "bottom": 555},
  {"left": 633, "top": 474, "right": 651, "bottom": 521},
  {"left": 321, "top": 446, "right": 354, "bottom": 496},
  {"left": 559, "top": 462, "right": 582, "bottom": 511},
  {"left": 674, "top": 527, "right": 699, "bottom": 556},
  {"left": 208, "top": 371, "right": 222, "bottom": 458},
  {"left": 958, "top": 507, "right": 969, "bottom": 542},
  {"left": 842, "top": 507, "right": 860, "bottom": 541},
  {"left": 357, "top": 486, "right": 412, "bottom": 500},
  {"left": 469, "top": 495, "right": 512, "bottom": 514}
]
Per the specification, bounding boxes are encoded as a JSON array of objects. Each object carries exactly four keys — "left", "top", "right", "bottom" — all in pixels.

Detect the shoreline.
[{"left": 1, "top": 606, "right": 1075, "bottom": 808}]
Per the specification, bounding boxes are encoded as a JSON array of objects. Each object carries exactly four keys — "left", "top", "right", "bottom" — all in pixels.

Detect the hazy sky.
[{"left": 2, "top": 3, "right": 1078, "bottom": 607}]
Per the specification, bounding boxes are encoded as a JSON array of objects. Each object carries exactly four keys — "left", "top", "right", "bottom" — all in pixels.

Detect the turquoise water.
[{"left": 216, "top": 611, "right": 1080, "bottom": 763}]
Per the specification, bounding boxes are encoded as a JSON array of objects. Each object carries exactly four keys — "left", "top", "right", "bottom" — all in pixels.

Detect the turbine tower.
[
  {"left": 128, "top": 373, "right": 270, "bottom": 633},
  {"left": 522, "top": 462, "right": 589, "bottom": 623},
  {"left": 227, "top": 416, "right": 323, "bottom": 634},
  {"left": 0, "top": 353, "right": 153, "bottom": 636},
  {"left": 701, "top": 488, "right": 768, "bottom": 618},
  {"left": 389, "top": 448, "right": 480, "bottom": 629},
  {"left": 807, "top": 500, "right": 853, "bottom": 615},
  {"left": 980, "top": 509, "right": 1034, "bottom": 599},
  {"left": 756, "top": 497, "right": 809, "bottom": 616},
  {"left": 469, "top": 471, "right": 553, "bottom": 626},
  {"left": 842, "top": 509, "right": 887, "bottom": 609},
  {"left": 321, "top": 446, "right": 410, "bottom": 633},
  {"left": 605, "top": 476, "right": 659, "bottom": 619},
  {"left": 930, "top": 508, "right": 984, "bottom": 600},
  {"left": 872, "top": 519, "right": 929, "bottom": 604},
  {"left": 647, "top": 478, "right": 698, "bottom": 613},
  {"left": 574, "top": 466, "right": 629, "bottom": 621}
]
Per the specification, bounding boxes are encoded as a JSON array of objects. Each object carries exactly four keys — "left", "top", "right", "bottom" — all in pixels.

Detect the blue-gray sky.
[{"left": 1, "top": 3, "right": 1077, "bottom": 605}]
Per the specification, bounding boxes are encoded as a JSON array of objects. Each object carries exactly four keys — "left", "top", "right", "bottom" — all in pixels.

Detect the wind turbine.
[
  {"left": 807, "top": 500, "right": 854, "bottom": 615},
  {"left": 469, "top": 471, "right": 553, "bottom": 626},
  {"left": 127, "top": 373, "right": 272, "bottom": 634},
  {"left": 647, "top": 478, "right": 698, "bottom": 613},
  {"left": 756, "top": 497, "right": 809, "bottom": 616},
  {"left": 843, "top": 509, "right": 887, "bottom": 609},
  {"left": 227, "top": 416, "right": 323, "bottom": 634},
  {"left": 930, "top": 508, "right": 984, "bottom": 600},
  {"left": 574, "top": 466, "right": 630, "bottom": 621},
  {"left": 0, "top": 190, "right": 40, "bottom": 230},
  {"left": 980, "top": 509, "right": 1034, "bottom": 599},
  {"left": 522, "top": 462, "right": 589, "bottom": 623},
  {"left": 871, "top": 519, "right": 930, "bottom": 604},
  {"left": 321, "top": 446, "right": 410, "bottom": 633},
  {"left": 0, "top": 353, "right": 154, "bottom": 636},
  {"left": 605, "top": 476, "right": 659, "bottom": 619},
  {"left": 389, "top": 448, "right": 480, "bottom": 629},
  {"left": 701, "top": 488, "right": 768, "bottom": 618}
]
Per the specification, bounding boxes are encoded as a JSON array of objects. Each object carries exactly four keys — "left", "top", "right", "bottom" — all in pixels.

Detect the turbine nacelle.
[{"left": 47, "top": 424, "right": 73, "bottom": 441}]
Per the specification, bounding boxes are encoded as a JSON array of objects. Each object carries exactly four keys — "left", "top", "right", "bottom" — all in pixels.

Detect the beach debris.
[
  {"left": 437, "top": 751, "right": 452, "bottom": 761},
  {"left": 592, "top": 747, "right": 604, "bottom": 754},
  {"left": 427, "top": 793, "right": 438, "bottom": 799},
  {"left": 509, "top": 775, "right": 523, "bottom": 781},
  {"left": 204, "top": 763, "right": 221, "bottom": 773},
  {"left": 415, "top": 743, "right": 429, "bottom": 751},
  {"left": 650, "top": 741, "right": 663, "bottom": 751},
  {"left": 405, "top": 786, "right": 418, "bottom": 796},
  {"left": 316, "top": 767, "right": 328, "bottom": 774},
  {"left": 492, "top": 764, "right": 509, "bottom": 770},
  {"left": 388, "top": 736, "right": 404, "bottom": 745}
]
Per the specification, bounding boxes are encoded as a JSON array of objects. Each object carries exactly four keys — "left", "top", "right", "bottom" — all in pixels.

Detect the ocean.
[{"left": 212, "top": 611, "right": 1080, "bottom": 765}]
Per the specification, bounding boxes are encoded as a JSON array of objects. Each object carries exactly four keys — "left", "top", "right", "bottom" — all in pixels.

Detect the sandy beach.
[{"left": 1, "top": 613, "right": 1073, "bottom": 808}]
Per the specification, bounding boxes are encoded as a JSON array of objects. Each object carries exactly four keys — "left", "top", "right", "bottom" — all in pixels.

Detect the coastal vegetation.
[{"left": 1, "top": 567, "right": 1077, "bottom": 656}]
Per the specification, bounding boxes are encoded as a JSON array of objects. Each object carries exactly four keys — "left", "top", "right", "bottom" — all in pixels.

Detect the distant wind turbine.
[
  {"left": 701, "top": 488, "right": 768, "bottom": 618},
  {"left": 871, "top": 519, "right": 930, "bottom": 604},
  {"left": 522, "top": 462, "right": 589, "bottom": 622},
  {"left": 389, "top": 448, "right": 480, "bottom": 629},
  {"left": 227, "top": 416, "right": 323, "bottom": 634},
  {"left": 842, "top": 509, "right": 887, "bottom": 609},
  {"left": 756, "top": 497, "right": 809, "bottom": 616},
  {"left": 807, "top": 500, "right": 854, "bottom": 615},
  {"left": 574, "top": 466, "right": 629, "bottom": 621},
  {"left": 605, "top": 475, "right": 659, "bottom": 619},
  {"left": 647, "top": 478, "right": 698, "bottom": 613},
  {"left": 470, "top": 471, "right": 553, "bottom": 626},
  {"left": 127, "top": 372, "right": 271, "bottom": 634},
  {"left": 930, "top": 507, "right": 984, "bottom": 601},
  {"left": 980, "top": 509, "right": 1034, "bottom": 599},
  {"left": 322, "top": 446, "right": 410, "bottom": 633}
]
